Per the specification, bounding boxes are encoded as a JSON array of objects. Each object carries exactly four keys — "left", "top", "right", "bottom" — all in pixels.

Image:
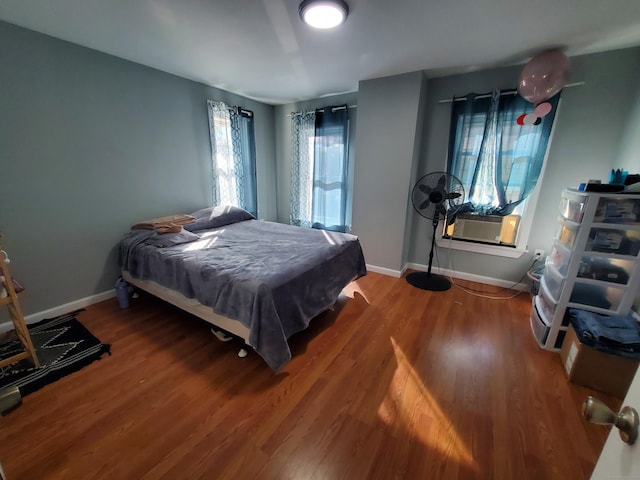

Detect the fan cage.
[{"left": 411, "top": 172, "right": 465, "bottom": 221}]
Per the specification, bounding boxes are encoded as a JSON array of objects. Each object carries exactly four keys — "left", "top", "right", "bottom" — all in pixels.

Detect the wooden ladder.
[{"left": 0, "top": 250, "right": 39, "bottom": 369}]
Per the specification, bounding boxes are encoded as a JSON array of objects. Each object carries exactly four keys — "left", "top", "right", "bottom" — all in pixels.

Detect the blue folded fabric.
[{"left": 568, "top": 308, "right": 640, "bottom": 360}]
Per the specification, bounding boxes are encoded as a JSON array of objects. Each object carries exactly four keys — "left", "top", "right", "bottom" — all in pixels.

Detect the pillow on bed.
[
  {"left": 145, "top": 228, "right": 200, "bottom": 248},
  {"left": 184, "top": 205, "right": 255, "bottom": 232}
]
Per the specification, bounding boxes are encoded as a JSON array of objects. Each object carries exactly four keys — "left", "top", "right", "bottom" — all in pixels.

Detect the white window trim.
[
  {"left": 439, "top": 99, "right": 562, "bottom": 259},
  {"left": 436, "top": 233, "right": 528, "bottom": 258}
]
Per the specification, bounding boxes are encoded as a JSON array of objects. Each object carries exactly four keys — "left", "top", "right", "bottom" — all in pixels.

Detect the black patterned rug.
[{"left": 0, "top": 311, "right": 111, "bottom": 396}]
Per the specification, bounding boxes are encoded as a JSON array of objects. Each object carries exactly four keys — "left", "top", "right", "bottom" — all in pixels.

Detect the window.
[
  {"left": 207, "top": 101, "right": 257, "bottom": 217},
  {"left": 444, "top": 89, "right": 559, "bottom": 251},
  {"left": 290, "top": 105, "right": 350, "bottom": 232}
]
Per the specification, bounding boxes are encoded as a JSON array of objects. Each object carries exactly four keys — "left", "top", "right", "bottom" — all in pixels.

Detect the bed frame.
[{"left": 121, "top": 270, "right": 251, "bottom": 357}]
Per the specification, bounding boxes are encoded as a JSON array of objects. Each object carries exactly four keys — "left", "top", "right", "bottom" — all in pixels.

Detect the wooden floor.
[{"left": 0, "top": 272, "right": 618, "bottom": 480}]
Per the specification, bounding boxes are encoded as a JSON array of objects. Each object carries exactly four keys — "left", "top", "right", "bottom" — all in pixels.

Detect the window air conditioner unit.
[{"left": 446, "top": 213, "right": 520, "bottom": 245}]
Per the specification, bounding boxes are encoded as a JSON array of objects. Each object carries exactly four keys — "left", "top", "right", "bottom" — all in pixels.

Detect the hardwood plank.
[{"left": 0, "top": 273, "right": 617, "bottom": 479}]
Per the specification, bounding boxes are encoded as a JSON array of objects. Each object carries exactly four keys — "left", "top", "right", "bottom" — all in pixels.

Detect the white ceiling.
[{"left": 2, "top": 0, "right": 640, "bottom": 105}]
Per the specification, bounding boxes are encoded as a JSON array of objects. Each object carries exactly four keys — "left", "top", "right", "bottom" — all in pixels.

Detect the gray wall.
[
  {"left": 403, "top": 74, "right": 429, "bottom": 268},
  {"left": 410, "top": 47, "right": 640, "bottom": 282},
  {"left": 617, "top": 78, "right": 640, "bottom": 172},
  {"left": 274, "top": 92, "right": 358, "bottom": 225},
  {"left": 0, "top": 21, "right": 276, "bottom": 316},
  {"left": 351, "top": 71, "right": 426, "bottom": 273}
]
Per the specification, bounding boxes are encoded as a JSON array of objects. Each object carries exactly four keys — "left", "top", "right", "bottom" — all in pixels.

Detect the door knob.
[{"left": 582, "top": 396, "right": 639, "bottom": 445}]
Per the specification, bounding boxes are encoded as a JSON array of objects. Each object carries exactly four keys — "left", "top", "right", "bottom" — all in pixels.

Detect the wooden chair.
[{"left": 0, "top": 249, "right": 39, "bottom": 369}]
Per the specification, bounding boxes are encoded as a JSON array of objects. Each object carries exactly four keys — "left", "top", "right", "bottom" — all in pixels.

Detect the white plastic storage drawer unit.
[
  {"left": 585, "top": 227, "right": 640, "bottom": 257},
  {"left": 559, "top": 194, "right": 586, "bottom": 223},
  {"left": 530, "top": 300, "right": 551, "bottom": 347},
  {"left": 549, "top": 241, "right": 572, "bottom": 276},
  {"left": 576, "top": 255, "right": 634, "bottom": 285},
  {"left": 542, "top": 260, "right": 565, "bottom": 302},
  {"left": 537, "top": 277, "right": 558, "bottom": 322},
  {"left": 531, "top": 188, "right": 640, "bottom": 351},
  {"left": 555, "top": 219, "right": 579, "bottom": 250},
  {"left": 569, "top": 282, "right": 626, "bottom": 312}
]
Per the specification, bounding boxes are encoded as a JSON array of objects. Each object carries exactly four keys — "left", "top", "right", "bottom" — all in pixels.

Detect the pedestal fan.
[{"left": 406, "top": 172, "right": 465, "bottom": 291}]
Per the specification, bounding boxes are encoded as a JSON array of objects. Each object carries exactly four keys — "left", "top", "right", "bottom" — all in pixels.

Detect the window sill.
[{"left": 436, "top": 237, "right": 527, "bottom": 258}]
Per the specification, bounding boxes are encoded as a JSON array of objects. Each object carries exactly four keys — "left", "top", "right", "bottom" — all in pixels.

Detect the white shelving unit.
[{"left": 530, "top": 188, "right": 640, "bottom": 350}]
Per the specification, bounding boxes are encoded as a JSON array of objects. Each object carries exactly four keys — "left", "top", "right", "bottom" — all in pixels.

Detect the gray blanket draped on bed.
[{"left": 120, "top": 219, "right": 367, "bottom": 371}]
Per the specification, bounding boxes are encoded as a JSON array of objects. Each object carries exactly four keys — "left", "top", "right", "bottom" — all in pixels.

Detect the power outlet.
[{"left": 534, "top": 249, "right": 545, "bottom": 260}]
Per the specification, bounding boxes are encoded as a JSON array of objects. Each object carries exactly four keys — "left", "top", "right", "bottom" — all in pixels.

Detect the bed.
[{"left": 119, "top": 206, "right": 367, "bottom": 371}]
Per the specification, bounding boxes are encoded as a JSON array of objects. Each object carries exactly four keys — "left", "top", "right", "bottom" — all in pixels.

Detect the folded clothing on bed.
[
  {"left": 145, "top": 228, "right": 200, "bottom": 248},
  {"left": 131, "top": 214, "right": 196, "bottom": 231}
]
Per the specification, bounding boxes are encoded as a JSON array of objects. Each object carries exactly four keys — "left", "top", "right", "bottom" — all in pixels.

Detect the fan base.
[{"left": 406, "top": 272, "right": 451, "bottom": 291}]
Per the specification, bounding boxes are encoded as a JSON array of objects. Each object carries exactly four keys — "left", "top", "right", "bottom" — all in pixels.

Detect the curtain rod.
[
  {"left": 288, "top": 105, "right": 357, "bottom": 117},
  {"left": 437, "top": 82, "right": 585, "bottom": 104},
  {"left": 208, "top": 99, "right": 254, "bottom": 117}
]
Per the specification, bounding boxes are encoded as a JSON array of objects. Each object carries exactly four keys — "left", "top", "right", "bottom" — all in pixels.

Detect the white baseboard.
[
  {"left": 365, "top": 264, "right": 403, "bottom": 278},
  {"left": 365, "top": 262, "right": 528, "bottom": 291},
  {"left": 0, "top": 289, "right": 116, "bottom": 334},
  {"left": 404, "top": 262, "right": 529, "bottom": 291}
]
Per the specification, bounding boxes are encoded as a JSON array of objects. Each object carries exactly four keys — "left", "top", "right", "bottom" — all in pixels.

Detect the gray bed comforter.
[{"left": 120, "top": 219, "right": 367, "bottom": 371}]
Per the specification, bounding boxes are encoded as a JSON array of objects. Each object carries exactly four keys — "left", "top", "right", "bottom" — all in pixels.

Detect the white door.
[{"left": 590, "top": 368, "right": 640, "bottom": 479}]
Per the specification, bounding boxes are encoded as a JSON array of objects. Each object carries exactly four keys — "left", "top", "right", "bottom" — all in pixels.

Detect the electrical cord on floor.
[{"left": 434, "top": 235, "right": 538, "bottom": 300}]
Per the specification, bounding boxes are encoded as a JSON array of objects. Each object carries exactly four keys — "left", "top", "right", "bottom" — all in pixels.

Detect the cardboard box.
[{"left": 559, "top": 324, "right": 639, "bottom": 399}]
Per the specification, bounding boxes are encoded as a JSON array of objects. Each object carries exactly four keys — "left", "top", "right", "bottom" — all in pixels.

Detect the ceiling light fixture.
[{"left": 299, "top": 0, "right": 349, "bottom": 29}]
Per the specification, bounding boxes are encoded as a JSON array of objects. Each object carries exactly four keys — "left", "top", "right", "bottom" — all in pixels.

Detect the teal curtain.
[
  {"left": 312, "top": 105, "right": 349, "bottom": 232},
  {"left": 290, "top": 105, "right": 350, "bottom": 232},
  {"left": 447, "top": 89, "right": 559, "bottom": 217},
  {"left": 230, "top": 107, "right": 257, "bottom": 217}
]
